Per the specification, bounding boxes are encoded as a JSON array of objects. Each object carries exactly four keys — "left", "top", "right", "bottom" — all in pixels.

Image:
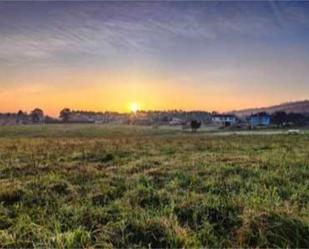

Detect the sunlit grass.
[{"left": 0, "top": 125, "right": 308, "bottom": 247}]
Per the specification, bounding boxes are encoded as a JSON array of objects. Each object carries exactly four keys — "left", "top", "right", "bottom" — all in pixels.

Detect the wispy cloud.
[
  {"left": 2, "top": 1, "right": 308, "bottom": 66},
  {"left": 0, "top": 1, "right": 308, "bottom": 75}
]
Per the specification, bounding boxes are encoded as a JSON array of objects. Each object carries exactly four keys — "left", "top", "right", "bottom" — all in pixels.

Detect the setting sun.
[{"left": 129, "top": 102, "right": 140, "bottom": 113}]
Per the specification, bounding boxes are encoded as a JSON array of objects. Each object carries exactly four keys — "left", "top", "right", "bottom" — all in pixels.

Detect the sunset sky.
[{"left": 0, "top": 1, "right": 309, "bottom": 116}]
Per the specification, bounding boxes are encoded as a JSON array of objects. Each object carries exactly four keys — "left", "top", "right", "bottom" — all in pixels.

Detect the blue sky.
[{"left": 0, "top": 1, "right": 309, "bottom": 115}]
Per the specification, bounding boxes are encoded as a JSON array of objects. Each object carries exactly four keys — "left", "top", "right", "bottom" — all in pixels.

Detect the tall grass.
[{"left": 0, "top": 125, "right": 308, "bottom": 247}]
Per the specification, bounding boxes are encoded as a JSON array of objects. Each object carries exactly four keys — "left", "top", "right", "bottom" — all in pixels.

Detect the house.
[
  {"left": 0, "top": 111, "right": 34, "bottom": 125},
  {"left": 16, "top": 111, "right": 32, "bottom": 124},
  {"left": 248, "top": 112, "right": 271, "bottom": 128},
  {"left": 212, "top": 114, "right": 237, "bottom": 127},
  {"left": 68, "top": 113, "right": 95, "bottom": 123},
  {"left": 131, "top": 117, "right": 152, "bottom": 126},
  {"left": 169, "top": 117, "right": 185, "bottom": 126},
  {"left": 0, "top": 113, "right": 17, "bottom": 125}
]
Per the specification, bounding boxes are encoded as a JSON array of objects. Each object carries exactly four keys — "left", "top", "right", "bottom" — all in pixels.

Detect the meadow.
[{"left": 0, "top": 124, "right": 308, "bottom": 248}]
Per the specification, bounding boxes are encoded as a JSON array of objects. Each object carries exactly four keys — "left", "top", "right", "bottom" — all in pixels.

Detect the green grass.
[
  {"left": 0, "top": 125, "right": 308, "bottom": 248},
  {"left": 0, "top": 124, "right": 182, "bottom": 138}
]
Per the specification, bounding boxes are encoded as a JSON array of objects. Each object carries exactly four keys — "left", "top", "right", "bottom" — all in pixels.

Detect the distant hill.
[{"left": 229, "top": 100, "right": 309, "bottom": 116}]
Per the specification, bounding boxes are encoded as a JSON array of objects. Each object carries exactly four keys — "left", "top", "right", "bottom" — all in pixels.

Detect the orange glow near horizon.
[
  {"left": 0, "top": 68, "right": 308, "bottom": 117},
  {"left": 0, "top": 84, "right": 300, "bottom": 117}
]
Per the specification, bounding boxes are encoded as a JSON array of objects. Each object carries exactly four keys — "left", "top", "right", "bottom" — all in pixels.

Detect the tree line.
[
  {"left": 12, "top": 108, "right": 309, "bottom": 127},
  {"left": 270, "top": 111, "right": 308, "bottom": 127}
]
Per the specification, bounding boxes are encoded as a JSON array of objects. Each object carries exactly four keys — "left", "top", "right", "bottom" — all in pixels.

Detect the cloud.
[{"left": 0, "top": 1, "right": 308, "bottom": 67}]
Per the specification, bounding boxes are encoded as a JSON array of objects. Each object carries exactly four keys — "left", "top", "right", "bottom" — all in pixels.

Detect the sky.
[{"left": 0, "top": 1, "right": 309, "bottom": 116}]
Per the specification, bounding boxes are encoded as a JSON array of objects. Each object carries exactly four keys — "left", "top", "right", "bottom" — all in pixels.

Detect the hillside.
[{"left": 229, "top": 100, "right": 309, "bottom": 116}]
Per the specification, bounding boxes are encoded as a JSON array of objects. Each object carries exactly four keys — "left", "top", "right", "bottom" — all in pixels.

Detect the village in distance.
[{"left": 1, "top": 100, "right": 309, "bottom": 132}]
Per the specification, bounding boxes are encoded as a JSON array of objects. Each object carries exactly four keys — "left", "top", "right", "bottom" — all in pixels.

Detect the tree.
[
  {"left": 287, "top": 113, "right": 306, "bottom": 126},
  {"left": 191, "top": 120, "right": 201, "bottom": 132},
  {"left": 16, "top": 110, "right": 25, "bottom": 124},
  {"left": 31, "top": 108, "right": 44, "bottom": 123},
  {"left": 271, "top": 111, "right": 287, "bottom": 127},
  {"left": 60, "top": 108, "right": 71, "bottom": 122}
]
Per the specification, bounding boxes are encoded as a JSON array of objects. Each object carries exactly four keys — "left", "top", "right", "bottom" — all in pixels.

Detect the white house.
[
  {"left": 169, "top": 117, "right": 185, "bottom": 126},
  {"left": 211, "top": 114, "right": 237, "bottom": 127}
]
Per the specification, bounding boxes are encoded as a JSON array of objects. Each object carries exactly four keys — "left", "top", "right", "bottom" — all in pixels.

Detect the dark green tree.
[
  {"left": 31, "top": 108, "right": 44, "bottom": 123},
  {"left": 60, "top": 108, "right": 71, "bottom": 122},
  {"left": 190, "top": 120, "right": 201, "bottom": 132},
  {"left": 271, "top": 111, "right": 288, "bottom": 127}
]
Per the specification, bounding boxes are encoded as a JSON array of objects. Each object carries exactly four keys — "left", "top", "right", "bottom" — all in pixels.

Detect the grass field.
[{"left": 0, "top": 124, "right": 308, "bottom": 248}]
